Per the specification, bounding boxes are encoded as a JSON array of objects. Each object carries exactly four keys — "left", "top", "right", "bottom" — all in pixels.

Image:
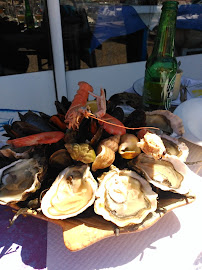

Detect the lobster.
[{"left": 64, "top": 81, "right": 126, "bottom": 135}]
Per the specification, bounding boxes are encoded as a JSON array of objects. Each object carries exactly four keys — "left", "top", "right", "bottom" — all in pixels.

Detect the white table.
[{"left": 0, "top": 54, "right": 202, "bottom": 270}]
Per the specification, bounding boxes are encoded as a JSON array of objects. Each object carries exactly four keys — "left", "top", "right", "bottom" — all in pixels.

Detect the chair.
[
  {"left": 175, "top": 29, "right": 202, "bottom": 56},
  {"left": 60, "top": 5, "right": 97, "bottom": 70}
]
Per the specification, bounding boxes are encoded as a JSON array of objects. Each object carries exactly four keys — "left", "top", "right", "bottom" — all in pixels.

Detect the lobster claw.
[{"left": 6, "top": 131, "right": 65, "bottom": 148}]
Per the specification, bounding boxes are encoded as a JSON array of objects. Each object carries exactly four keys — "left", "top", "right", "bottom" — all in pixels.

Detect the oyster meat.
[
  {"left": 0, "top": 158, "right": 45, "bottom": 205},
  {"left": 160, "top": 134, "right": 189, "bottom": 162},
  {"left": 41, "top": 165, "right": 98, "bottom": 219},
  {"left": 94, "top": 165, "right": 158, "bottom": 227},
  {"left": 145, "top": 110, "right": 184, "bottom": 136},
  {"left": 129, "top": 153, "right": 191, "bottom": 194}
]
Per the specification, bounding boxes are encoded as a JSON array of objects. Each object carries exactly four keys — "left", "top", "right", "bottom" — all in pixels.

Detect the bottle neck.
[
  {"left": 25, "top": 0, "right": 35, "bottom": 29},
  {"left": 25, "top": 0, "right": 32, "bottom": 12},
  {"left": 151, "top": 2, "right": 178, "bottom": 58}
]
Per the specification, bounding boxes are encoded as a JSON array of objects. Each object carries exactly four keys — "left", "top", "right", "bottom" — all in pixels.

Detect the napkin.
[
  {"left": 184, "top": 78, "right": 202, "bottom": 98},
  {"left": 160, "top": 77, "right": 202, "bottom": 105},
  {"left": 131, "top": 77, "right": 202, "bottom": 107}
]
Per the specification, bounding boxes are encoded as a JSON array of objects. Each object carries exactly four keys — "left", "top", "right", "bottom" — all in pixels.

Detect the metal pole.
[{"left": 46, "top": 0, "right": 67, "bottom": 100}]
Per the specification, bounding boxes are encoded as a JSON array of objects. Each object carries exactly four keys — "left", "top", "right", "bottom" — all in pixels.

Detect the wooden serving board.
[{"left": 9, "top": 194, "right": 195, "bottom": 252}]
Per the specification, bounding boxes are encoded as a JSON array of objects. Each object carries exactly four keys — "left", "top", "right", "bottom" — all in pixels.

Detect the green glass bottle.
[
  {"left": 25, "top": 0, "right": 35, "bottom": 29},
  {"left": 142, "top": 1, "right": 179, "bottom": 111}
]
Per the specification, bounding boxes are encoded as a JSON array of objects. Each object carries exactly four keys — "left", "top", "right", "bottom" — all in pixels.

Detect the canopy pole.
[{"left": 47, "top": 0, "right": 67, "bottom": 100}]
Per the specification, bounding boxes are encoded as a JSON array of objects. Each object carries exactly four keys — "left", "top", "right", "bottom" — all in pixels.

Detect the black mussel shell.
[{"left": 124, "top": 109, "right": 146, "bottom": 134}]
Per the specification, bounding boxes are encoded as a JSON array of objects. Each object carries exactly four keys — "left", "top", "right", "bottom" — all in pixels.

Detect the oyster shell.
[
  {"left": 145, "top": 110, "right": 184, "bottom": 136},
  {"left": 118, "top": 134, "right": 141, "bottom": 159},
  {"left": 129, "top": 153, "right": 190, "bottom": 194},
  {"left": 94, "top": 165, "right": 158, "bottom": 227},
  {"left": 41, "top": 165, "right": 98, "bottom": 219},
  {"left": 0, "top": 158, "right": 45, "bottom": 205},
  {"left": 160, "top": 134, "right": 189, "bottom": 162}
]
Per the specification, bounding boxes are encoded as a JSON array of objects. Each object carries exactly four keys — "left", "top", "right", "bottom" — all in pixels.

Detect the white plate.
[
  {"left": 133, "top": 77, "right": 145, "bottom": 96},
  {"left": 173, "top": 98, "right": 202, "bottom": 147}
]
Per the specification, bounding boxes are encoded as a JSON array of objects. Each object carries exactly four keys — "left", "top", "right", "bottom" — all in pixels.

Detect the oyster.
[
  {"left": 0, "top": 158, "right": 46, "bottom": 205},
  {"left": 129, "top": 153, "right": 190, "bottom": 194},
  {"left": 160, "top": 134, "right": 189, "bottom": 162},
  {"left": 145, "top": 110, "right": 184, "bottom": 136},
  {"left": 94, "top": 165, "right": 158, "bottom": 227},
  {"left": 41, "top": 165, "right": 98, "bottom": 219},
  {"left": 118, "top": 134, "right": 141, "bottom": 159}
]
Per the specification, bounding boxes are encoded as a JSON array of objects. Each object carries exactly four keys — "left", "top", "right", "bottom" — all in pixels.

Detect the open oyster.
[
  {"left": 94, "top": 165, "right": 158, "bottom": 227},
  {"left": 145, "top": 110, "right": 184, "bottom": 136},
  {"left": 0, "top": 158, "right": 46, "bottom": 205},
  {"left": 128, "top": 153, "right": 191, "bottom": 194},
  {"left": 160, "top": 134, "right": 189, "bottom": 162},
  {"left": 41, "top": 164, "right": 98, "bottom": 219}
]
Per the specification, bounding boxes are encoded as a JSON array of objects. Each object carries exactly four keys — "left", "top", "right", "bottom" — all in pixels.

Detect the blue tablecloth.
[
  {"left": 177, "top": 4, "right": 202, "bottom": 31},
  {"left": 91, "top": 5, "right": 147, "bottom": 52},
  {"left": 91, "top": 4, "right": 202, "bottom": 53}
]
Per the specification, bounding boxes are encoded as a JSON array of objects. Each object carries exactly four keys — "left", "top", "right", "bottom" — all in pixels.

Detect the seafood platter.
[{"left": 0, "top": 81, "right": 197, "bottom": 251}]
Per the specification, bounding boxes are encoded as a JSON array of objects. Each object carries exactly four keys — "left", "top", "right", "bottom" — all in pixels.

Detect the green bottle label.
[
  {"left": 143, "top": 70, "right": 176, "bottom": 110},
  {"left": 165, "top": 73, "right": 176, "bottom": 110}
]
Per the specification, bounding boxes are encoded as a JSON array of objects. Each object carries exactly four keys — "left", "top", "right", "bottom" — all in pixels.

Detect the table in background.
[{"left": 90, "top": 4, "right": 202, "bottom": 62}]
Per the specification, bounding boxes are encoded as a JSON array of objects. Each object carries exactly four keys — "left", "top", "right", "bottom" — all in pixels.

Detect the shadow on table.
[
  {"left": 46, "top": 211, "right": 181, "bottom": 270},
  {"left": 0, "top": 205, "right": 47, "bottom": 269}
]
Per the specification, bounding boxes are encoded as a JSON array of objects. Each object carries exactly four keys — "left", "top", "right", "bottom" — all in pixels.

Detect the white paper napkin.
[{"left": 131, "top": 77, "right": 202, "bottom": 107}]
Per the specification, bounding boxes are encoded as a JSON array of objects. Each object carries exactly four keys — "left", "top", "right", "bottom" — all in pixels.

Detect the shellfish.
[
  {"left": 0, "top": 158, "right": 46, "bottom": 205},
  {"left": 65, "top": 143, "right": 96, "bottom": 164},
  {"left": 145, "top": 110, "right": 184, "bottom": 136},
  {"left": 118, "top": 134, "right": 141, "bottom": 159},
  {"left": 91, "top": 135, "right": 120, "bottom": 171},
  {"left": 41, "top": 165, "right": 98, "bottom": 219},
  {"left": 137, "top": 131, "right": 166, "bottom": 160},
  {"left": 91, "top": 145, "right": 115, "bottom": 172},
  {"left": 160, "top": 134, "right": 189, "bottom": 162},
  {"left": 94, "top": 165, "right": 158, "bottom": 227},
  {"left": 128, "top": 153, "right": 191, "bottom": 195}
]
